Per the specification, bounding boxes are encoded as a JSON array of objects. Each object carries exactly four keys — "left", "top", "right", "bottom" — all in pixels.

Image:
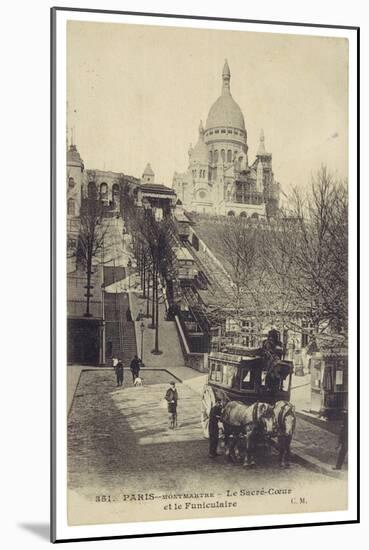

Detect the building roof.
[
  {"left": 206, "top": 61, "right": 245, "bottom": 131},
  {"left": 174, "top": 209, "right": 190, "bottom": 222},
  {"left": 139, "top": 183, "right": 176, "bottom": 195},
  {"left": 175, "top": 247, "right": 195, "bottom": 261}
]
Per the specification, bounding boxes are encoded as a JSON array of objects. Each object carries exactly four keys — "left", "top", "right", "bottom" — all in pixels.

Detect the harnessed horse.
[
  {"left": 273, "top": 401, "right": 296, "bottom": 467},
  {"left": 221, "top": 401, "right": 276, "bottom": 467}
]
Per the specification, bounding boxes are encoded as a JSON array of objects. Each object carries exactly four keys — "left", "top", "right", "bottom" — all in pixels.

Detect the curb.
[{"left": 289, "top": 448, "right": 347, "bottom": 480}]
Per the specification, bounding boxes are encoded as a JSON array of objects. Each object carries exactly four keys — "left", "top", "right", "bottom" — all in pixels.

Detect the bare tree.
[
  {"left": 209, "top": 166, "right": 348, "bottom": 344},
  {"left": 77, "top": 197, "right": 107, "bottom": 317},
  {"left": 287, "top": 166, "right": 348, "bottom": 333},
  {"left": 130, "top": 206, "right": 178, "bottom": 353},
  {"left": 216, "top": 217, "right": 274, "bottom": 333}
]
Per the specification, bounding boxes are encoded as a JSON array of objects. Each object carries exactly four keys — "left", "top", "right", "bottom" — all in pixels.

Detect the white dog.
[{"left": 133, "top": 377, "right": 143, "bottom": 387}]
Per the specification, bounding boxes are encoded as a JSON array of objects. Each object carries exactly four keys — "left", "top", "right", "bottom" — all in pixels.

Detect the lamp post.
[
  {"left": 140, "top": 320, "right": 145, "bottom": 364},
  {"left": 127, "top": 258, "right": 132, "bottom": 289}
]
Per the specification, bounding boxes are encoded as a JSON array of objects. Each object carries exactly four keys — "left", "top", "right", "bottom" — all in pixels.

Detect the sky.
[{"left": 67, "top": 20, "right": 348, "bottom": 193}]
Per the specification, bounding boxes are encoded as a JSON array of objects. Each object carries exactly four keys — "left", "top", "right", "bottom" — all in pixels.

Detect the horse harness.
[
  {"left": 252, "top": 402, "right": 260, "bottom": 423},
  {"left": 277, "top": 401, "right": 296, "bottom": 434}
]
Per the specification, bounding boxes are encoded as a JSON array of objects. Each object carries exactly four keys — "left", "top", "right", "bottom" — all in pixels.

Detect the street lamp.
[
  {"left": 127, "top": 258, "right": 132, "bottom": 289},
  {"left": 140, "top": 320, "right": 145, "bottom": 364}
]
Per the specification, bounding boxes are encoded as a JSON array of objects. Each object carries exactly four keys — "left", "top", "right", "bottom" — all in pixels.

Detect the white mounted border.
[{"left": 51, "top": 7, "right": 358, "bottom": 542}]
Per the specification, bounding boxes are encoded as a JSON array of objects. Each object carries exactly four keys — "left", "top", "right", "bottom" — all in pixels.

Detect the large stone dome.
[
  {"left": 206, "top": 94, "right": 245, "bottom": 131},
  {"left": 205, "top": 59, "right": 245, "bottom": 131}
]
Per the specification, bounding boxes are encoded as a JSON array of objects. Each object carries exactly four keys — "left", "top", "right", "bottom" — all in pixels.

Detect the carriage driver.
[{"left": 208, "top": 398, "right": 223, "bottom": 458}]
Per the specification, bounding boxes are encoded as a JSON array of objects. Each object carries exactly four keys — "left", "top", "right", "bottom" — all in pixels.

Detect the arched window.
[
  {"left": 221, "top": 149, "right": 225, "bottom": 162},
  {"left": 209, "top": 151, "right": 213, "bottom": 163},
  {"left": 88, "top": 181, "right": 97, "bottom": 199},
  {"left": 214, "top": 150, "right": 219, "bottom": 163},
  {"left": 227, "top": 150, "right": 232, "bottom": 162},
  {"left": 67, "top": 198, "right": 75, "bottom": 216},
  {"left": 100, "top": 182, "right": 108, "bottom": 197},
  {"left": 251, "top": 212, "right": 259, "bottom": 219},
  {"left": 240, "top": 211, "right": 247, "bottom": 218},
  {"left": 227, "top": 210, "right": 235, "bottom": 216},
  {"left": 112, "top": 183, "right": 119, "bottom": 196},
  {"left": 68, "top": 177, "right": 75, "bottom": 188}
]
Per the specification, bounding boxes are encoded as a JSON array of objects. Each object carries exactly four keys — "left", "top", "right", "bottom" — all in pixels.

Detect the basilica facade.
[{"left": 172, "top": 61, "right": 280, "bottom": 218}]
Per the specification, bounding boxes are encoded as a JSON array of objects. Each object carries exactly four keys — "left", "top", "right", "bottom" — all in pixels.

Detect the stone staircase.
[{"left": 103, "top": 266, "right": 126, "bottom": 287}]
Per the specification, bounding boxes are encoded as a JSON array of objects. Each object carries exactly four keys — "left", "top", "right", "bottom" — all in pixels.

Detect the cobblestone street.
[{"left": 68, "top": 369, "right": 347, "bottom": 514}]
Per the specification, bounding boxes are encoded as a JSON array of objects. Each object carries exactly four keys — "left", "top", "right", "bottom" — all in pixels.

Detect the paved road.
[{"left": 68, "top": 370, "right": 346, "bottom": 506}]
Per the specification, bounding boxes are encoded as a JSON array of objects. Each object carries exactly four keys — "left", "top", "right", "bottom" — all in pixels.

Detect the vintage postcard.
[{"left": 51, "top": 8, "right": 359, "bottom": 542}]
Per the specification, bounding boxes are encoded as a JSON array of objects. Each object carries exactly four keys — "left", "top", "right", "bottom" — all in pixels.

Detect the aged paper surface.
[{"left": 66, "top": 19, "right": 349, "bottom": 527}]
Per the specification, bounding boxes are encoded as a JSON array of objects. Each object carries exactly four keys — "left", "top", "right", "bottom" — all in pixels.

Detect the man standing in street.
[
  {"left": 208, "top": 399, "right": 223, "bottom": 458},
  {"left": 126, "top": 307, "right": 133, "bottom": 322},
  {"left": 165, "top": 381, "right": 178, "bottom": 429},
  {"left": 114, "top": 358, "right": 124, "bottom": 387},
  {"left": 333, "top": 411, "right": 348, "bottom": 470},
  {"left": 130, "top": 355, "right": 141, "bottom": 383}
]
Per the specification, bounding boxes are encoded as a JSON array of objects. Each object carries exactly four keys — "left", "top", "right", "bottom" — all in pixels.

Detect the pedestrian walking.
[
  {"left": 165, "top": 381, "right": 178, "bottom": 429},
  {"left": 126, "top": 307, "right": 133, "bottom": 322},
  {"left": 208, "top": 399, "right": 223, "bottom": 458},
  {"left": 115, "top": 359, "right": 124, "bottom": 387},
  {"left": 333, "top": 412, "right": 348, "bottom": 470},
  {"left": 130, "top": 355, "right": 140, "bottom": 383}
]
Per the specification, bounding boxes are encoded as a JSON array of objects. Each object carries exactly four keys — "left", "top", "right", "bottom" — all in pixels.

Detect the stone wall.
[{"left": 174, "top": 315, "right": 209, "bottom": 373}]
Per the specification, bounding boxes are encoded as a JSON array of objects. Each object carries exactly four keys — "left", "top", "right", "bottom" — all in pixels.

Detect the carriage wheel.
[{"left": 201, "top": 386, "right": 216, "bottom": 438}]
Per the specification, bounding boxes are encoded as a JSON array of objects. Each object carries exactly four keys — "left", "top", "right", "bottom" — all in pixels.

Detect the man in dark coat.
[
  {"left": 126, "top": 307, "right": 133, "bottom": 322},
  {"left": 130, "top": 355, "right": 140, "bottom": 382},
  {"left": 333, "top": 412, "right": 348, "bottom": 470},
  {"left": 115, "top": 359, "right": 124, "bottom": 387},
  {"left": 165, "top": 381, "right": 178, "bottom": 429},
  {"left": 208, "top": 399, "right": 223, "bottom": 458}
]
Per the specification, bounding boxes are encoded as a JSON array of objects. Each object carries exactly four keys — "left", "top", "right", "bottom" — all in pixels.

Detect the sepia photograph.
[{"left": 51, "top": 7, "right": 358, "bottom": 542}]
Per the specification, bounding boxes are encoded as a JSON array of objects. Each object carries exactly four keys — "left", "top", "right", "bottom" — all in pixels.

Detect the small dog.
[{"left": 133, "top": 377, "right": 143, "bottom": 387}]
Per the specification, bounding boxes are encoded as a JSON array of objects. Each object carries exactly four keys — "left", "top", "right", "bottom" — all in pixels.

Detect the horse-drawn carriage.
[{"left": 201, "top": 332, "right": 296, "bottom": 467}]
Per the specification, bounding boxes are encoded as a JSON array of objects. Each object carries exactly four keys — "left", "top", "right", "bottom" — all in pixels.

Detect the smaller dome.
[
  {"left": 189, "top": 121, "right": 208, "bottom": 163},
  {"left": 67, "top": 144, "right": 83, "bottom": 167},
  {"left": 256, "top": 129, "right": 271, "bottom": 157},
  {"left": 143, "top": 163, "right": 155, "bottom": 177}
]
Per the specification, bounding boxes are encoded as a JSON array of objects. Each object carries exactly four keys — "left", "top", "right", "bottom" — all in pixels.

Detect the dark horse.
[
  {"left": 273, "top": 401, "right": 296, "bottom": 467},
  {"left": 221, "top": 401, "right": 275, "bottom": 467}
]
